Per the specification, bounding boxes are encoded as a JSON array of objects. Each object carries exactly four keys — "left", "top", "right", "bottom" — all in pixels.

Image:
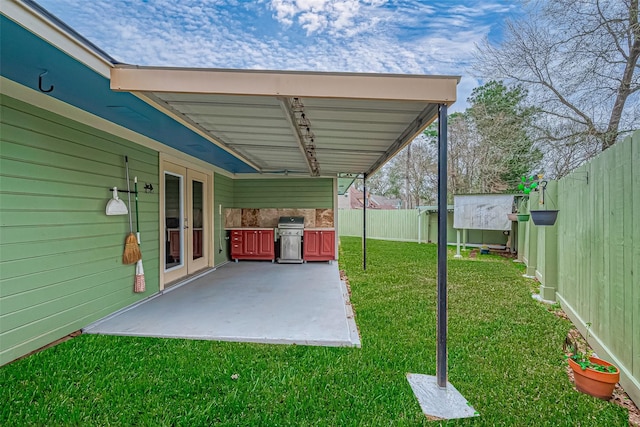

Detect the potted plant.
[{"left": 565, "top": 326, "right": 620, "bottom": 400}]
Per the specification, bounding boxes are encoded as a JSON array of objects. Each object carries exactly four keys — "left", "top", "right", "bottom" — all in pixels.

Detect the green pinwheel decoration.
[{"left": 517, "top": 174, "right": 541, "bottom": 194}]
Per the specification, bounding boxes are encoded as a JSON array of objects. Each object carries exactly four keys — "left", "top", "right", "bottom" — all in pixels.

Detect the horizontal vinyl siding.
[
  {"left": 0, "top": 94, "right": 160, "bottom": 365},
  {"left": 233, "top": 178, "right": 333, "bottom": 208},
  {"left": 213, "top": 173, "right": 234, "bottom": 266}
]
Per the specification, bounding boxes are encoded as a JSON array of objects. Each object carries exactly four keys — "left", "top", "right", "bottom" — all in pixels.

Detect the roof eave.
[{"left": 110, "top": 65, "right": 459, "bottom": 104}]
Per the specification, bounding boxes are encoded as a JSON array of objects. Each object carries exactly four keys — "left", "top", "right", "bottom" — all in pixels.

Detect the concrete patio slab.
[{"left": 84, "top": 262, "right": 360, "bottom": 347}]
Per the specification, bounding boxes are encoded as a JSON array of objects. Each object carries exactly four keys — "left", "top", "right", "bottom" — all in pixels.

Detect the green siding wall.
[
  {"left": 338, "top": 210, "right": 508, "bottom": 245},
  {"left": 0, "top": 94, "right": 160, "bottom": 366},
  {"left": 233, "top": 178, "right": 333, "bottom": 208},
  {"left": 214, "top": 173, "right": 234, "bottom": 266}
]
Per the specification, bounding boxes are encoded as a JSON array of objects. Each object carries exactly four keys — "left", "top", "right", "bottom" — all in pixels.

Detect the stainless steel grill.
[{"left": 277, "top": 216, "right": 304, "bottom": 263}]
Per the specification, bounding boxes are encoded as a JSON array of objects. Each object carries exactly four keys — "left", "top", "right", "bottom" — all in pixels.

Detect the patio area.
[
  {"left": 2, "top": 238, "right": 632, "bottom": 426},
  {"left": 83, "top": 262, "right": 360, "bottom": 347}
]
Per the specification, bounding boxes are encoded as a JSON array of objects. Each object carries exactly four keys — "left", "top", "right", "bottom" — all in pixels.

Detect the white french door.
[{"left": 162, "top": 161, "right": 210, "bottom": 286}]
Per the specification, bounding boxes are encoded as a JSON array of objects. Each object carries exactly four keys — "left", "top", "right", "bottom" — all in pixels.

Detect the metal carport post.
[
  {"left": 436, "top": 104, "right": 448, "bottom": 387},
  {"left": 406, "top": 103, "right": 475, "bottom": 421},
  {"left": 362, "top": 173, "right": 367, "bottom": 271}
]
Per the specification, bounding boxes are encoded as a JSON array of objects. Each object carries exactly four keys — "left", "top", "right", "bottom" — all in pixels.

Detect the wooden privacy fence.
[
  {"left": 339, "top": 209, "right": 426, "bottom": 242},
  {"left": 337, "top": 209, "right": 509, "bottom": 246},
  {"left": 518, "top": 130, "right": 639, "bottom": 406}
]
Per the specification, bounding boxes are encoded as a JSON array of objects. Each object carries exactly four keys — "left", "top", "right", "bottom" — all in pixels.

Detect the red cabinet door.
[
  {"left": 258, "top": 229, "right": 274, "bottom": 257},
  {"left": 243, "top": 230, "right": 259, "bottom": 255},
  {"left": 320, "top": 230, "right": 335, "bottom": 258},
  {"left": 303, "top": 230, "right": 320, "bottom": 258},
  {"left": 303, "top": 230, "right": 335, "bottom": 261}
]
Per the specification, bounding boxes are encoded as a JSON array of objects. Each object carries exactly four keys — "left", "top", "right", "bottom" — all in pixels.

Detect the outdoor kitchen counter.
[
  {"left": 225, "top": 227, "right": 274, "bottom": 231},
  {"left": 228, "top": 228, "right": 276, "bottom": 261}
]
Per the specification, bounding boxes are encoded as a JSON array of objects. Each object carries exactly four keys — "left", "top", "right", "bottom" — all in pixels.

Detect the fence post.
[
  {"left": 538, "top": 180, "right": 558, "bottom": 301},
  {"left": 523, "top": 196, "right": 539, "bottom": 278}
]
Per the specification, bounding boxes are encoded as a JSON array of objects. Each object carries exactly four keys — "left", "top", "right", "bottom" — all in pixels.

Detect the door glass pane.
[
  {"left": 165, "top": 173, "right": 183, "bottom": 270},
  {"left": 192, "top": 180, "right": 203, "bottom": 260}
]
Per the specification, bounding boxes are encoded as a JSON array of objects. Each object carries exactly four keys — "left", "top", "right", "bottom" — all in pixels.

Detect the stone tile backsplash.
[{"left": 225, "top": 208, "right": 334, "bottom": 228}]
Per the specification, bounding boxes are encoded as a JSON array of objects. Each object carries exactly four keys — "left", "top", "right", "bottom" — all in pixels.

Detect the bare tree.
[
  {"left": 365, "top": 131, "right": 439, "bottom": 207},
  {"left": 531, "top": 117, "right": 602, "bottom": 177},
  {"left": 448, "top": 113, "right": 483, "bottom": 195},
  {"left": 475, "top": 0, "right": 639, "bottom": 158}
]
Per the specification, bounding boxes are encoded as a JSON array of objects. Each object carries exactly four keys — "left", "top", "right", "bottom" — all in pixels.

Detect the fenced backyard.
[
  {"left": 0, "top": 238, "right": 629, "bottom": 425},
  {"left": 337, "top": 130, "right": 640, "bottom": 408}
]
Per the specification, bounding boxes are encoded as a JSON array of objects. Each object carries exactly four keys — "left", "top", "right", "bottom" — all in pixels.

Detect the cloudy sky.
[{"left": 37, "top": 0, "right": 519, "bottom": 110}]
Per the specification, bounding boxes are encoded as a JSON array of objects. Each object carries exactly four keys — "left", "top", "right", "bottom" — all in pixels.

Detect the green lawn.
[{"left": 0, "top": 238, "right": 628, "bottom": 426}]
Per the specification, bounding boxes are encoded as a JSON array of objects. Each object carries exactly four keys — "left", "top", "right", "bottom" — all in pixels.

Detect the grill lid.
[{"left": 278, "top": 216, "right": 305, "bottom": 228}]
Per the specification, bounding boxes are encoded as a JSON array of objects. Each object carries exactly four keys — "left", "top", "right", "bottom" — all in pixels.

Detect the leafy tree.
[
  {"left": 370, "top": 82, "right": 541, "bottom": 203},
  {"left": 467, "top": 81, "right": 542, "bottom": 190},
  {"left": 446, "top": 82, "right": 542, "bottom": 195}
]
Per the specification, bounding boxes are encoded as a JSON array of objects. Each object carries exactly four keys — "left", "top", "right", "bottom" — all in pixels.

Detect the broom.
[
  {"left": 122, "top": 156, "right": 141, "bottom": 264},
  {"left": 134, "top": 176, "right": 145, "bottom": 292}
]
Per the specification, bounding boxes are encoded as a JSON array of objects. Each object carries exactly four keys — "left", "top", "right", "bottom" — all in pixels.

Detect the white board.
[{"left": 453, "top": 194, "right": 514, "bottom": 231}]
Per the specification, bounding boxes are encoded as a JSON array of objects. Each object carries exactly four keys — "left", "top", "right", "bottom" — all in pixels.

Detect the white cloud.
[
  {"left": 37, "top": 0, "right": 517, "bottom": 110},
  {"left": 268, "top": 0, "right": 381, "bottom": 36},
  {"left": 299, "top": 11, "right": 328, "bottom": 33}
]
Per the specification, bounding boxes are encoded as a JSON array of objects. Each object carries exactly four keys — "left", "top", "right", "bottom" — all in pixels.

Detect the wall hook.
[{"left": 39, "top": 71, "right": 54, "bottom": 93}]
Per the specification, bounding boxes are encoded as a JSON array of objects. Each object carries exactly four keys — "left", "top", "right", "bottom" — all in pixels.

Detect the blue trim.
[{"left": 0, "top": 16, "right": 257, "bottom": 174}]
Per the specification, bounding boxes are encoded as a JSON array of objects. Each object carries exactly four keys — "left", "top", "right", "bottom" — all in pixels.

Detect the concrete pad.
[
  {"left": 531, "top": 293, "right": 555, "bottom": 305},
  {"left": 407, "top": 374, "right": 478, "bottom": 420},
  {"left": 84, "top": 262, "right": 360, "bottom": 347}
]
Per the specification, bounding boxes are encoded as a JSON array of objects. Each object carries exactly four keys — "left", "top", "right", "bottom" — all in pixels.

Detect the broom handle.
[
  {"left": 125, "top": 156, "right": 133, "bottom": 233},
  {"left": 135, "top": 176, "right": 140, "bottom": 244}
]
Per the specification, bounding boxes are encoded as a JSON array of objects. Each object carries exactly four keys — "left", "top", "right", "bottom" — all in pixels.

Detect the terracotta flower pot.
[
  {"left": 568, "top": 356, "right": 620, "bottom": 400},
  {"left": 507, "top": 213, "right": 518, "bottom": 221}
]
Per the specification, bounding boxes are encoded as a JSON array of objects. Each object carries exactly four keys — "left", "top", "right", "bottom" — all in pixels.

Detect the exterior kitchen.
[
  {"left": 217, "top": 177, "right": 337, "bottom": 265},
  {"left": 225, "top": 207, "right": 336, "bottom": 263}
]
